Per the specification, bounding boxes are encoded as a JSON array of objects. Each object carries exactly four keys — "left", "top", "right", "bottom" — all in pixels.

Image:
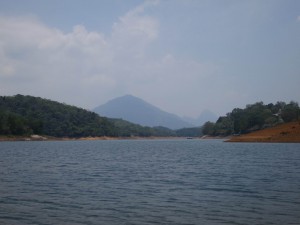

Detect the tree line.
[
  {"left": 2, "top": 95, "right": 298, "bottom": 138},
  {"left": 202, "top": 101, "right": 300, "bottom": 136},
  {"left": 0, "top": 95, "right": 117, "bottom": 137},
  {"left": 0, "top": 94, "right": 192, "bottom": 137}
]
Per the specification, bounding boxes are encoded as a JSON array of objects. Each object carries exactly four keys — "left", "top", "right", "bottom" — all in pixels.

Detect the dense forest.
[
  {"left": 0, "top": 94, "right": 186, "bottom": 138},
  {"left": 108, "top": 118, "right": 176, "bottom": 137},
  {"left": 202, "top": 101, "right": 300, "bottom": 136},
  {"left": 1, "top": 95, "right": 298, "bottom": 138},
  {"left": 0, "top": 95, "right": 116, "bottom": 137}
]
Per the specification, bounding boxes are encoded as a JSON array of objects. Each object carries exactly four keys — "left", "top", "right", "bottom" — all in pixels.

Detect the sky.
[{"left": 0, "top": 0, "right": 299, "bottom": 118}]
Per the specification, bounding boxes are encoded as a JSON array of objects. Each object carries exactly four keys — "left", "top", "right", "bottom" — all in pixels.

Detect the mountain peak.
[
  {"left": 114, "top": 95, "right": 147, "bottom": 104},
  {"left": 93, "top": 95, "right": 192, "bottom": 129}
]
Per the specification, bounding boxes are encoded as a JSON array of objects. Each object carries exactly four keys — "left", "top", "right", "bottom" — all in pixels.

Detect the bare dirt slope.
[{"left": 227, "top": 121, "right": 300, "bottom": 143}]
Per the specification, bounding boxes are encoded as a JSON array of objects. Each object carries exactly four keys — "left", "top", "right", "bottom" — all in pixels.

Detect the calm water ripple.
[{"left": 0, "top": 139, "right": 300, "bottom": 225}]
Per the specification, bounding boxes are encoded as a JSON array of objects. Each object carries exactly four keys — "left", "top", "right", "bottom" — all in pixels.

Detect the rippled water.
[{"left": 0, "top": 139, "right": 300, "bottom": 225}]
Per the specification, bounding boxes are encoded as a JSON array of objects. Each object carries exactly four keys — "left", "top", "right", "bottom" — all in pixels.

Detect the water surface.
[{"left": 0, "top": 139, "right": 299, "bottom": 225}]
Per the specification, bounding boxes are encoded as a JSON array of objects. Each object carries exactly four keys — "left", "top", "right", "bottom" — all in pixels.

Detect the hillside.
[
  {"left": 108, "top": 118, "right": 175, "bottom": 137},
  {"left": 227, "top": 121, "right": 300, "bottom": 143},
  {"left": 0, "top": 94, "right": 178, "bottom": 138},
  {"left": 0, "top": 94, "right": 115, "bottom": 137},
  {"left": 94, "top": 95, "right": 192, "bottom": 129},
  {"left": 202, "top": 101, "right": 300, "bottom": 136}
]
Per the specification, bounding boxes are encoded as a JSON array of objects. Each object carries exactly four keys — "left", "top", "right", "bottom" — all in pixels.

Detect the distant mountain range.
[
  {"left": 93, "top": 95, "right": 194, "bottom": 129},
  {"left": 182, "top": 110, "right": 218, "bottom": 126}
]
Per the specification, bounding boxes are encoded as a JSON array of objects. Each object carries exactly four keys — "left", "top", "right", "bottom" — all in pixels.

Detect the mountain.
[
  {"left": 93, "top": 95, "right": 193, "bottom": 129},
  {"left": 183, "top": 110, "right": 218, "bottom": 126},
  {"left": 0, "top": 94, "right": 176, "bottom": 138}
]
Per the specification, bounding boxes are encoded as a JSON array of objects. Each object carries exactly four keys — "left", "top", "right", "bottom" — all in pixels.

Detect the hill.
[
  {"left": 227, "top": 121, "right": 300, "bottom": 142},
  {"left": 202, "top": 101, "right": 300, "bottom": 136},
  {"left": 0, "top": 94, "right": 178, "bottom": 138},
  {"left": 0, "top": 94, "right": 115, "bottom": 137},
  {"left": 93, "top": 95, "right": 193, "bottom": 129}
]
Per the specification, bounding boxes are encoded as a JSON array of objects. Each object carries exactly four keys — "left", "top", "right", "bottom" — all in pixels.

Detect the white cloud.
[
  {"left": 297, "top": 15, "right": 300, "bottom": 22},
  {"left": 111, "top": 1, "right": 159, "bottom": 59},
  {"left": 0, "top": 1, "right": 216, "bottom": 116},
  {"left": 0, "top": 16, "right": 113, "bottom": 98}
]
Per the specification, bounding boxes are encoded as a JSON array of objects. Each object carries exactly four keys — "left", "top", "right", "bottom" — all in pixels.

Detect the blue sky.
[{"left": 0, "top": 0, "right": 299, "bottom": 117}]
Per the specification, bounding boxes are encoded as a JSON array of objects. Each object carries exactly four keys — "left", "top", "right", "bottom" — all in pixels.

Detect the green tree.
[
  {"left": 202, "top": 121, "right": 215, "bottom": 135},
  {"left": 281, "top": 101, "right": 300, "bottom": 122}
]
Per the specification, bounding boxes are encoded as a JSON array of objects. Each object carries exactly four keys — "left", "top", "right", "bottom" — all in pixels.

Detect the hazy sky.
[{"left": 0, "top": 0, "right": 299, "bottom": 117}]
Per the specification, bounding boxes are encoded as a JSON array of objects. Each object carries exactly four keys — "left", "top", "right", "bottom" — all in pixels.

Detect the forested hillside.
[
  {"left": 0, "top": 95, "right": 116, "bottom": 137},
  {"left": 3, "top": 95, "right": 297, "bottom": 139},
  {"left": 202, "top": 101, "right": 300, "bottom": 136},
  {"left": 107, "top": 118, "right": 175, "bottom": 137},
  {"left": 0, "top": 94, "right": 176, "bottom": 138}
]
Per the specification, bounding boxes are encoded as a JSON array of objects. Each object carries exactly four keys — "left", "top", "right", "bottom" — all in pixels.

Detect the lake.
[{"left": 0, "top": 139, "right": 299, "bottom": 225}]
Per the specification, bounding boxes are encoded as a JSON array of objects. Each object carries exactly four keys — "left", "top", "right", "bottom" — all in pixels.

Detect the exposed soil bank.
[{"left": 227, "top": 121, "right": 300, "bottom": 143}]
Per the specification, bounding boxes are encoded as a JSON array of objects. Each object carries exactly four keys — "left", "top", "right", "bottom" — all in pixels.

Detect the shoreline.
[
  {"left": 2, "top": 121, "right": 299, "bottom": 144},
  {"left": 226, "top": 121, "right": 300, "bottom": 143},
  {"left": 0, "top": 135, "right": 197, "bottom": 142}
]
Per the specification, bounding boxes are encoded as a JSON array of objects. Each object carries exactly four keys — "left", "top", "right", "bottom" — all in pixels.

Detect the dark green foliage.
[
  {"left": 175, "top": 127, "right": 202, "bottom": 137},
  {"left": 203, "top": 101, "right": 300, "bottom": 136},
  {"left": 109, "top": 118, "right": 150, "bottom": 137},
  {"left": 0, "top": 94, "right": 116, "bottom": 137},
  {"left": 281, "top": 101, "right": 300, "bottom": 122},
  {"left": 213, "top": 116, "right": 234, "bottom": 136},
  {"left": 202, "top": 121, "right": 215, "bottom": 135},
  {"left": 3, "top": 95, "right": 298, "bottom": 138},
  {"left": 153, "top": 126, "right": 176, "bottom": 137},
  {"left": 0, "top": 111, "right": 31, "bottom": 135},
  {"left": 109, "top": 119, "right": 175, "bottom": 137},
  {"left": 0, "top": 94, "right": 177, "bottom": 138}
]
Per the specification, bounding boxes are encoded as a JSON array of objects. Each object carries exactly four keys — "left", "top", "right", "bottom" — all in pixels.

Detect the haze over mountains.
[
  {"left": 94, "top": 95, "right": 196, "bottom": 129},
  {"left": 93, "top": 95, "right": 217, "bottom": 129},
  {"left": 183, "top": 110, "right": 218, "bottom": 127}
]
